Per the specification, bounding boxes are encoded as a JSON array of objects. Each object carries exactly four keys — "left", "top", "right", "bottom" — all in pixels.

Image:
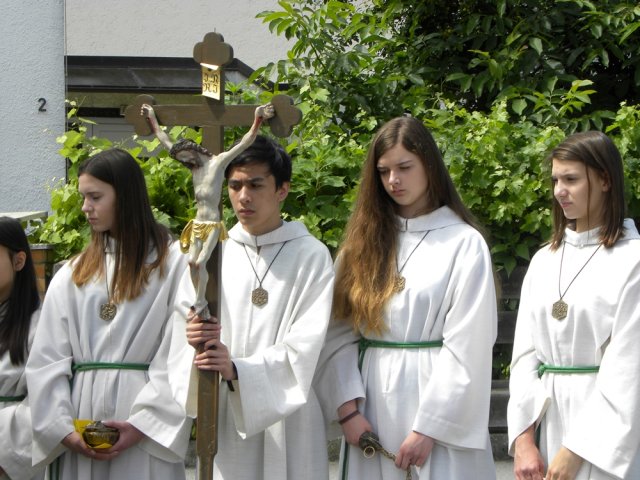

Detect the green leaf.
[
  {"left": 488, "top": 59, "right": 501, "bottom": 78},
  {"left": 528, "top": 37, "right": 543, "bottom": 55},
  {"left": 515, "top": 243, "right": 530, "bottom": 260},
  {"left": 497, "top": 0, "right": 507, "bottom": 17},
  {"left": 512, "top": 98, "right": 527, "bottom": 115},
  {"left": 445, "top": 72, "right": 469, "bottom": 81},
  {"left": 309, "top": 88, "right": 330, "bottom": 102},
  {"left": 407, "top": 73, "right": 425, "bottom": 86}
]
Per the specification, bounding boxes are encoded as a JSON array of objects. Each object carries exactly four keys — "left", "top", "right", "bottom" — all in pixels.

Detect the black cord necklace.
[
  {"left": 243, "top": 241, "right": 288, "bottom": 306},
  {"left": 393, "top": 230, "right": 431, "bottom": 293},
  {"left": 551, "top": 241, "right": 602, "bottom": 320}
]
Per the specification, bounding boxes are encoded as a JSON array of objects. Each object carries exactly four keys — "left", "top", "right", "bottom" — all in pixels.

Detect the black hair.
[
  {"left": 0, "top": 217, "right": 40, "bottom": 365},
  {"left": 224, "top": 135, "right": 292, "bottom": 189}
]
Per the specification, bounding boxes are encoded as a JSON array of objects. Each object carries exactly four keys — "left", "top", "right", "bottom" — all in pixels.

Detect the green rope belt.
[
  {"left": 534, "top": 364, "right": 599, "bottom": 449},
  {"left": 538, "top": 364, "right": 599, "bottom": 378},
  {"left": 72, "top": 361, "right": 150, "bottom": 373},
  {"left": 358, "top": 337, "right": 443, "bottom": 369},
  {"left": 0, "top": 394, "right": 26, "bottom": 402},
  {"left": 70, "top": 361, "right": 150, "bottom": 388}
]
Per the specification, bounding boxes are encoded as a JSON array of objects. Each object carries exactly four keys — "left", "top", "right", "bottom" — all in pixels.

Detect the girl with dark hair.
[
  {"left": 315, "top": 117, "right": 497, "bottom": 479},
  {"left": 0, "top": 216, "right": 44, "bottom": 480},
  {"left": 26, "top": 149, "right": 195, "bottom": 479},
  {"left": 508, "top": 131, "right": 640, "bottom": 479}
]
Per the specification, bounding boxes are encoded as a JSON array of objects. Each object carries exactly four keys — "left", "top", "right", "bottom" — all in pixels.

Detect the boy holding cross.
[{"left": 172, "top": 135, "right": 335, "bottom": 479}]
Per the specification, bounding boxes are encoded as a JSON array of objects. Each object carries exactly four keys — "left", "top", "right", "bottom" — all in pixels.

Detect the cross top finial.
[{"left": 193, "top": 32, "right": 234, "bottom": 67}]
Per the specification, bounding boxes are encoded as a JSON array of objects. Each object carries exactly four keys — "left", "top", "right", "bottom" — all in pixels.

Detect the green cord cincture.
[
  {"left": 358, "top": 337, "right": 443, "bottom": 369},
  {"left": 538, "top": 364, "right": 600, "bottom": 378},
  {"left": 72, "top": 362, "right": 150, "bottom": 373},
  {"left": 48, "top": 361, "right": 152, "bottom": 480},
  {"left": 0, "top": 394, "right": 26, "bottom": 402},
  {"left": 341, "top": 337, "right": 444, "bottom": 479}
]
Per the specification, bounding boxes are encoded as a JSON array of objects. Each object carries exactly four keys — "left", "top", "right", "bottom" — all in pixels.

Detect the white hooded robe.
[
  {"left": 315, "top": 206, "right": 497, "bottom": 480},
  {"left": 508, "top": 219, "right": 640, "bottom": 479},
  {"left": 26, "top": 241, "right": 194, "bottom": 480},
  {"left": 0, "top": 309, "right": 44, "bottom": 480},
  {"left": 179, "top": 220, "right": 335, "bottom": 480}
]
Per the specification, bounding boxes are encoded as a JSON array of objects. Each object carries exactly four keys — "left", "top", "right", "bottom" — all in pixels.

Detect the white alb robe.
[
  {"left": 508, "top": 219, "right": 640, "bottom": 479},
  {"left": 26, "top": 241, "right": 194, "bottom": 480},
  {"left": 315, "top": 206, "right": 497, "bottom": 480},
  {"left": 0, "top": 309, "right": 44, "bottom": 480},
  {"left": 179, "top": 220, "right": 335, "bottom": 480}
]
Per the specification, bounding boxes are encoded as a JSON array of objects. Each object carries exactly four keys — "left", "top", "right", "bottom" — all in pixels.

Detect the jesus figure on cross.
[{"left": 141, "top": 102, "right": 275, "bottom": 318}]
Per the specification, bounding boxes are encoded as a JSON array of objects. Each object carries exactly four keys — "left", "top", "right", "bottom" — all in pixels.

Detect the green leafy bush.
[
  {"left": 33, "top": 105, "right": 197, "bottom": 263},
  {"left": 254, "top": 0, "right": 640, "bottom": 275},
  {"left": 34, "top": 100, "right": 640, "bottom": 281}
]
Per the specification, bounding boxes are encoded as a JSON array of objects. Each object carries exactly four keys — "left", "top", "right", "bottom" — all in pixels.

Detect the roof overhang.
[{"left": 65, "top": 55, "right": 255, "bottom": 94}]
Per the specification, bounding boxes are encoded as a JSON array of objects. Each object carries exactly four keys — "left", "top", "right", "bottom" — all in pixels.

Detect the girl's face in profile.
[
  {"left": 376, "top": 143, "right": 429, "bottom": 218},
  {"left": 552, "top": 158, "right": 609, "bottom": 233},
  {"left": 79, "top": 173, "right": 118, "bottom": 235},
  {"left": 0, "top": 245, "right": 25, "bottom": 303}
]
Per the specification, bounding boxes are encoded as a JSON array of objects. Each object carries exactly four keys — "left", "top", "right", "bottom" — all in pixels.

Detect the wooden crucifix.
[{"left": 124, "top": 32, "right": 301, "bottom": 480}]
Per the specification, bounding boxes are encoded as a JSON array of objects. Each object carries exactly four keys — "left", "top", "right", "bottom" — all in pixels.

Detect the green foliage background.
[
  {"left": 34, "top": 0, "right": 640, "bottom": 280},
  {"left": 252, "top": 0, "right": 640, "bottom": 274}
]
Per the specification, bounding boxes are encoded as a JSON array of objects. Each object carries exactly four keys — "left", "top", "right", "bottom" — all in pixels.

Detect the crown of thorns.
[{"left": 169, "top": 139, "right": 212, "bottom": 160}]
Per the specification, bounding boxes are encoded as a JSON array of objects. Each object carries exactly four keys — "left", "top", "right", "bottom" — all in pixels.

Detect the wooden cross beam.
[
  {"left": 123, "top": 32, "right": 301, "bottom": 480},
  {"left": 125, "top": 93, "right": 301, "bottom": 151}
]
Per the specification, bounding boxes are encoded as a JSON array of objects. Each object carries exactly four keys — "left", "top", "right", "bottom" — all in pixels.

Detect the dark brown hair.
[
  {"left": 72, "top": 149, "right": 170, "bottom": 301},
  {"left": 549, "top": 131, "right": 626, "bottom": 249},
  {"left": 170, "top": 139, "right": 212, "bottom": 160}
]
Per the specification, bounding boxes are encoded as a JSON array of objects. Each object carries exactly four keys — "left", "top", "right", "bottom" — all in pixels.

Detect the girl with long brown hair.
[
  {"left": 316, "top": 117, "right": 497, "bottom": 479},
  {"left": 26, "top": 149, "right": 194, "bottom": 480}
]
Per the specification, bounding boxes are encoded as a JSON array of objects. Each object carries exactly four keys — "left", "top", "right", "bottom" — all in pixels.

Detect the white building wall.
[
  {"left": 0, "top": 0, "right": 291, "bottom": 214},
  {"left": 64, "top": 0, "right": 292, "bottom": 69},
  {"left": 0, "top": 0, "right": 66, "bottom": 214}
]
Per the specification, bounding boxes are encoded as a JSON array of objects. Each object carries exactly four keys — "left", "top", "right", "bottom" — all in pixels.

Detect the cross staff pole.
[{"left": 124, "top": 32, "right": 301, "bottom": 480}]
